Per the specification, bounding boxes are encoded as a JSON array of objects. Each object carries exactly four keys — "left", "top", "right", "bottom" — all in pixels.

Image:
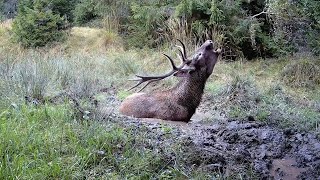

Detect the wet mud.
[
  {"left": 114, "top": 115, "right": 320, "bottom": 179},
  {"left": 189, "top": 119, "right": 320, "bottom": 179}
]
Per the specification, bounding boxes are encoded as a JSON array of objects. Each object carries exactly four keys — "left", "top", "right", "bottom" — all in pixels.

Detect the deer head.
[
  {"left": 129, "top": 40, "right": 221, "bottom": 91},
  {"left": 120, "top": 40, "right": 221, "bottom": 122}
]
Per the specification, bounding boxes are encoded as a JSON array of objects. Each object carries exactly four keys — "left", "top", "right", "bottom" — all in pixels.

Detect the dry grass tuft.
[
  {"left": 281, "top": 58, "right": 320, "bottom": 88},
  {"left": 0, "top": 19, "right": 12, "bottom": 30},
  {"left": 65, "top": 27, "right": 123, "bottom": 53}
]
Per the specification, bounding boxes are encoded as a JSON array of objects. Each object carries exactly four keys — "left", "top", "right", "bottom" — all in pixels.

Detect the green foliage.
[
  {"left": 124, "top": 0, "right": 283, "bottom": 58},
  {"left": 304, "top": 1, "right": 320, "bottom": 55},
  {"left": 175, "top": 0, "right": 211, "bottom": 19},
  {"left": 0, "top": 0, "right": 4, "bottom": 20},
  {"left": 126, "top": 2, "right": 169, "bottom": 48},
  {"left": 269, "top": 0, "right": 320, "bottom": 56},
  {"left": 48, "top": 0, "right": 78, "bottom": 22},
  {"left": 73, "top": 0, "right": 98, "bottom": 25},
  {"left": 122, "top": 0, "right": 320, "bottom": 58},
  {"left": 12, "top": 0, "right": 66, "bottom": 47},
  {"left": 11, "top": 0, "right": 320, "bottom": 56}
]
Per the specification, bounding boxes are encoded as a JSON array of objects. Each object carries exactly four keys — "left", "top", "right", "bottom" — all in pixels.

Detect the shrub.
[
  {"left": 48, "top": 0, "right": 78, "bottom": 22},
  {"left": 268, "top": 0, "right": 320, "bottom": 56},
  {"left": 126, "top": 2, "right": 170, "bottom": 48},
  {"left": 122, "top": 0, "right": 282, "bottom": 59},
  {"left": 12, "top": 0, "right": 66, "bottom": 47},
  {"left": 73, "top": 0, "right": 99, "bottom": 25},
  {"left": 281, "top": 59, "right": 320, "bottom": 88}
]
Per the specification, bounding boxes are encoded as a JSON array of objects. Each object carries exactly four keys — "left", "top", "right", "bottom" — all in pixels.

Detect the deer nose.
[{"left": 206, "top": 41, "right": 213, "bottom": 50}]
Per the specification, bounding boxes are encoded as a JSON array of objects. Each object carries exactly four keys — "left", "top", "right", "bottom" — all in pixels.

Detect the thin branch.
[{"left": 251, "top": 11, "right": 270, "bottom": 19}]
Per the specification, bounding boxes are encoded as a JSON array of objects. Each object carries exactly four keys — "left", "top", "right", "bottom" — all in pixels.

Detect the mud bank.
[
  {"left": 114, "top": 116, "right": 320, "bottom": 179},
  {"left": 190, "top": 119, "right": 320, "bottom": 179}
]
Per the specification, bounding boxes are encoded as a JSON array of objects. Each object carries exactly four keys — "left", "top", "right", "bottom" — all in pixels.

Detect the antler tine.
[
  {"left": 127, "top": 78, "right": 149, "bottom": 91},
  {"left": 163, "top": 53, "right": 178, "bottom": 70},
  {"left": 176, "top": 48, "right": 186, "bottom": 63},
  {"left": 176, "top": 39, "right": 187, "bottom": 60},
  {"left": 128, "top": 54, "right": 182, "bottom": 91},
  {"left": 127, "top": 78, "right": 160, "bottom": 91},
  {"left": 135, "top": 79, "right": 159, "bottom": 92}
]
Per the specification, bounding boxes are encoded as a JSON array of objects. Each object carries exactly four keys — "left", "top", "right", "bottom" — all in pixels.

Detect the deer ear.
[{"left": 214, "top": 48, "right": 222, "bottom": 54}]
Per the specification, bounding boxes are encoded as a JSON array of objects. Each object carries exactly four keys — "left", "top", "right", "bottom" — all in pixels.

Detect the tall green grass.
[
  {"left": 0, "top": 104, "right": 223, "bottom": 179},
  {"left": 0, "top": 104, "right": 150, "bottom": 178}
]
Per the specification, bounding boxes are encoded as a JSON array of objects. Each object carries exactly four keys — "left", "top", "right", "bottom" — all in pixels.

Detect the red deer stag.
[{"left": 119, "top": 40, "right": 221, "bottom": 122}]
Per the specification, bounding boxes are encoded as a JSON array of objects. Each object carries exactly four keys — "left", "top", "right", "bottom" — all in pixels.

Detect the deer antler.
[
  {"left": 128, "top": 40, "right": 195, "bottom": 92},
  {"left": 176, "top": 39, "right": 188, "bottom": 62},
  {"left": 128, "top": 53, "right": 188, "bottom": 92}
]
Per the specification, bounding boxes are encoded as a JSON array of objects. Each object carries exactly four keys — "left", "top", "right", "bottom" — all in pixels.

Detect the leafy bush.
[
  {"left": 47, "top": 0, "right": 78, "bottom": 22},
  {"left": 126, "top": 2, "right": 169, "bottom": 48},
  {"left": 12, "top": 0, "right": 66, "bottom": 47},
  {"left": 268, "top": 0, "right": 320, "bottom": 56},
  {"left": 174, "top": 0, "right": 283, "bottom": 59},
  {"left": 123, "top": 0, "right": 283, "bottom": 59}
]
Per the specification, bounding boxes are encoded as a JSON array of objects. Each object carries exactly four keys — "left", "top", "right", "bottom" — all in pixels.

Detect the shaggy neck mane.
[{"left": 171, "top": 68, "right": 208, "bottom": 113}]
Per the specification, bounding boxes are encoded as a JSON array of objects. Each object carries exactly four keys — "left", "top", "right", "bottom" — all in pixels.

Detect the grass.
[
  {"left": 0, "top": 104, "right": 228, "bottom": 179},
  {"left": 64, "top": 27, "right": 122, "bottom": 53},
  {"left": 205, "top": 58, "right": 320, "bottom": 131},
  {"left": 0, "top": 22, "right": 320, "bottom": 178},
  {"left": 0, "top": 105, "right": 171, "bottom": 179},
  {"left": 281, "top": 57, "right": 320, "bottom": 88}
]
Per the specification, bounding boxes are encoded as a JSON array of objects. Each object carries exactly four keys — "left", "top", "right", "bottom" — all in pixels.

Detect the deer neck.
[{"left": 172, "top": 69, "right": 208, "bottom": 111}]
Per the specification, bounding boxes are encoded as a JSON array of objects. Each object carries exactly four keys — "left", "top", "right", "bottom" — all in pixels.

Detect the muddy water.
[{"left": 137, "top": 111, "right": 225, "bottom": 130}]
